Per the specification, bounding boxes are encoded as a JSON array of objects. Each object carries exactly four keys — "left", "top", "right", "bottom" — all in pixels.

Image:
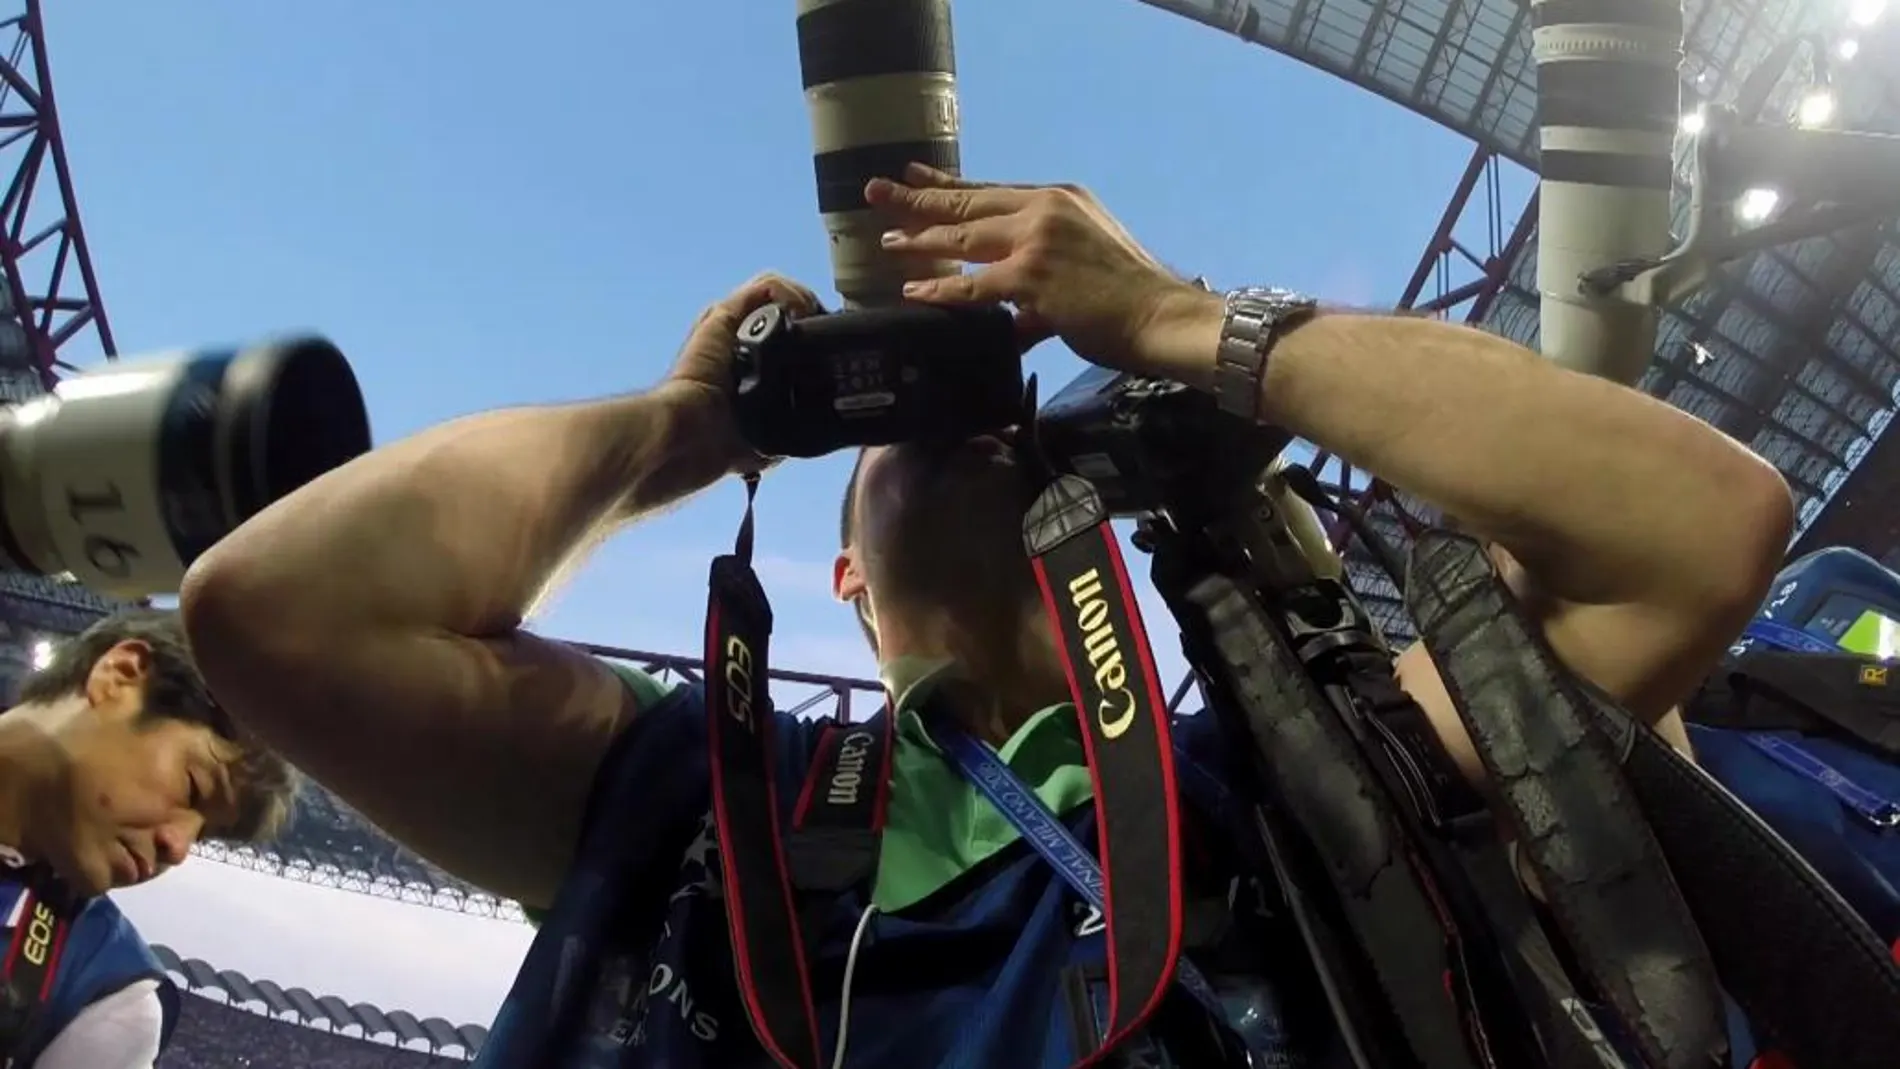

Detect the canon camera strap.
[
  {"left": 706, "top": 474, "right": 823, "bottom": 1069},
  {"left": 788, "top": 717, "right": 896, "bottom": 894},
  {"left": 707, "top": 473, "right": 901, "bottom": 1069},
  {"left": 1021, "top": 473, "right": 1187, "bottom": 1054},
  {"left": 0, "top": 873, "right": 75, "bottom": 1067},
  {"left": 708, "top": 470, "right": 1191, "bottom": 1068}
]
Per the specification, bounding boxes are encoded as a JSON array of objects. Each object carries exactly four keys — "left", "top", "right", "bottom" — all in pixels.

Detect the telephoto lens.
[
  {"left": 799, "top": 0, "right": 962, "bottom": 307},
  {"left": 1532, "top": 0, "right": 1681, "bottom": 385},
  {"left": 0, "top": 337, "right": 371, "bottom": 598}
]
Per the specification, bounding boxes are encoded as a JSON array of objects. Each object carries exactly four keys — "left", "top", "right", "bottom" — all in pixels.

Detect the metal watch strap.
[{"left": 1215, "top": 287, "right": 1318, "bottom": 421}]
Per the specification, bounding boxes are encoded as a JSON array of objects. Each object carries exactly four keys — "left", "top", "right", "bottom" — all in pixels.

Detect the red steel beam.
[
  {"left": 0, "top": 0, "right": 113, "bottom": 391},
  {"left": 1307, "top": 143, "right": 1534, "bottom": 548}
]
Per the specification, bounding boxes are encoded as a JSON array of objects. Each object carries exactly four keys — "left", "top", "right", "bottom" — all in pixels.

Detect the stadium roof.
[
  {"left": 1140, "top": 0, "right": 1900, "bottom": 642},
  {"left": 151, "top": 943, "right": 488, "bottom": 1057}
]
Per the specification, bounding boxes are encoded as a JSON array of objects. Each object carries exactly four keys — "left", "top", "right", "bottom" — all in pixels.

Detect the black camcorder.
[
  {"left": 0, "top": 338, "right": 371, "bottom": 598},
  {"left": 727, "top": 300, "right": 1287, "bottom": 518}
]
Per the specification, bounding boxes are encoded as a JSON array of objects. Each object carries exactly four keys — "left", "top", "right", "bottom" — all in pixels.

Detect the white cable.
[{"left": 831, "top": 903, "right": 880, "bottom": 1069}]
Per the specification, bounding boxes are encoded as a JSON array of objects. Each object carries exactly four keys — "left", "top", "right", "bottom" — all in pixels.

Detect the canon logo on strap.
[
  {"left": 825, "top": 730, "right": 876, "bottom": 806},
  {"left": 1065, "top": 566, "right": 1137, "bottom": 739}
]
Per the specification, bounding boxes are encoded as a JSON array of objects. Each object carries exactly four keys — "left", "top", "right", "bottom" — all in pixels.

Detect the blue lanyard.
[
  {"left": 1743, "top": 734, "right": 1900, "bottom": 829},
  {"left": 1741, "top": 619, "right": 1841, "bottom": 655},
  {"left": 929, "top": 719, "right": 1235, "bottom": 1029}
]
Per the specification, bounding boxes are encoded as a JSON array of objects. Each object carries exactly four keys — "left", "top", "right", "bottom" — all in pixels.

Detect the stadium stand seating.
[
  {"left": 160, "top": 996, "right": 469, "bottom": 1068},
  {"left": 274, "top": 784, "right": 479, "bottom": 895},
  {"left": 194, "top": 780, "right": 525, "bottom": 920},
  {"left": 153, "top": 945, "right": 485, "bottom": 1065}
]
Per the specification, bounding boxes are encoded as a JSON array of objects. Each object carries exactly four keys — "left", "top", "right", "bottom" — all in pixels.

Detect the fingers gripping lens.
[
  {"left": 0, "top": 338, "right": 371, "bottom": 598},
  {"left": 798, "top": 0, "right": 962, "bottom": 308}
]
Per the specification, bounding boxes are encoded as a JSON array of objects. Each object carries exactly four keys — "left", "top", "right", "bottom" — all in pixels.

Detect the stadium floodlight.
[
  {"left": 1735, "top": 187, "right": 1782, "bottom": 225},
  {"left": 1796, "top": 89, "right": 1837, "bottom": 127}
]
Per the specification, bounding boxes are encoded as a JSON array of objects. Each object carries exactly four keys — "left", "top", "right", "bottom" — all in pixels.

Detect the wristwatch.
[{"left": 1215, "top": 287, "right": 1319, "bottom": 421}]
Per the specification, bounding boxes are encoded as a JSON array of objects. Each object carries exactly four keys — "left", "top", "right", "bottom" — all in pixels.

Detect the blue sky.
[{"left": 49, "top": 0, "right": 1529, "bottom": 1025}]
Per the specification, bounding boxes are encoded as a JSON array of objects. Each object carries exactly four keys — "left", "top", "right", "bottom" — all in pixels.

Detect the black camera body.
[
  {"left": 729, "top": 302, "right": 1024, "bottom": 459},
  {"left": 727, "top": 301, "right": 1290, "bottom": 524},
  {"left": 1035, "top": 366, "right": 1291, "bottom": 521}
]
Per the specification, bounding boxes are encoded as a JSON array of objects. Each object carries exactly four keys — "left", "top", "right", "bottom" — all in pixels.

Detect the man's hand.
[
  {"left": 663, "top": 271, "right": 822, "bottom": 474},
  {"left": 868, "top": 164, "right": 1214, "bottom": 371}
]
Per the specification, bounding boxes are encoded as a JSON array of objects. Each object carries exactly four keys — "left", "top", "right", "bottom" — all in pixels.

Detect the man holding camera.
[
  {"left": 0, "top": 610, "right": 297, "bottom": 1068},
  {"left": 181, "top": 164, "right": 1793, "bottom": 1068}
]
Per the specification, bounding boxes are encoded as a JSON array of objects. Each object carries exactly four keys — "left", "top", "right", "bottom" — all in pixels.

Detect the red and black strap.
[
  {"left": 706, "top": 477, "right": 825, "bottom": 1069},
  {"left": 0, "top": 879, "right": 74, "bottom": 1068},
  {"left": 1024, "top": 474, "right": 1186, "bottom": 1055},
  {"left": 710, "top": 472, "right": 1187, "bottom": 1067},
  {"left": 789, "top": 718, "right": 895, "bottom": 893}
]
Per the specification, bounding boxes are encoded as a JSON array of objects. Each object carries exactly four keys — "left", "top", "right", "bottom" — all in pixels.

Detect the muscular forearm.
[
  {"left": 1144, "top": 292, "right": 1791, "bottom": 613},
  {"left": 184, "top": 383, "right": 733, "bottom": 639}
]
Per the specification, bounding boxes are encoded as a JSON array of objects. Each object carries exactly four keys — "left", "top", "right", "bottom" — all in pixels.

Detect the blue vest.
[
  {"left": 476, "top": 686, "right": 1340, "bottom": 1069},
  {"left": 0, "top": 875, "right": 179, "bottom": 1066},
  {"left": 1694, "top": 547, "right": 1900, "bottom": 947},
  {"left": 476, "top": 682, "right": 1763, "bottom": 1069},
  {"left": 1729, "top": 546, "right": 1900, "bottom": 659}
]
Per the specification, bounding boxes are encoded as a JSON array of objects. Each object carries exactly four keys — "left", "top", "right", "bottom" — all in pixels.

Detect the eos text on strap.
[
  {"left": 706, "top": 473, "right": 857, "bottom": 1069},
  {"left": 0, "top": 875, "right": 76, "bottom": 1068}
]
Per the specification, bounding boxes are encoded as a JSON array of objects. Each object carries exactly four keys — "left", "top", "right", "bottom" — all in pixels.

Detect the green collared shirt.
[{"left": 873, "top": 657, "right": 1094, "bottom": 911}]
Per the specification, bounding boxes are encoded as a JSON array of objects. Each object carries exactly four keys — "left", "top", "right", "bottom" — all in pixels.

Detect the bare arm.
[
  {"left": 182, "top": 275, "right": 813, "bottom": 908},
  {"left": 860, "top": 165, "right": 1785, "bottom": 773},
  {"left": 1142, "top": 296, "right": 1792, "bottom": 774}
]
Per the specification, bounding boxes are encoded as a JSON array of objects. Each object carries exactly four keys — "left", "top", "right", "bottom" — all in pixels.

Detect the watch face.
[{"left": 1232, "top": 288, "right": 1315, "bottom": 314}]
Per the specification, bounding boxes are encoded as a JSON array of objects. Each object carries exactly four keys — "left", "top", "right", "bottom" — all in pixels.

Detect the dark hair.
[
  {"left": 16, "top": 609, "right": 298, "bottom": 843},
  {"left": 840, "top": 451, "right": 877, "bottom": 650}
]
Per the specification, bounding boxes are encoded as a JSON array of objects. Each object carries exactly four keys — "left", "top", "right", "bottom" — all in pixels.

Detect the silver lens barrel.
[
  {"left": 798, "top": 0, "right": 963, "bottom": 308},
  {"left": 1533, "top": 0, "right": 1684, "bottom": 386},
  {"left": 0, "top": 337, "right": 370, "bottom": 598}
]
